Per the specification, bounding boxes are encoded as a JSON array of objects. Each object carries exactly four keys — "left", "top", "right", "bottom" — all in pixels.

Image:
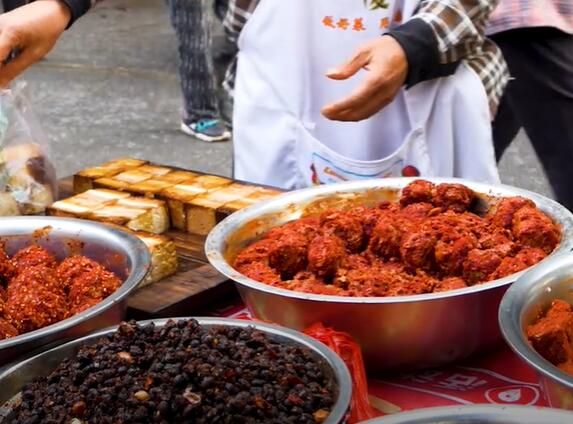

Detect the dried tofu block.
[
  {"left": 216, "top": 187, "right": 282, "bottom": 220},
  {"left": 160, "top": 183, "right": 208, "bottom": 230},
  {"left": 84, "top": 189, "right": 130, "bottom": 203},
  {"left": 102, "top": 158, "right": 148, "bottom": 168},
  {"left": 73, "top": 158, "right": 147, "bottom": 193},
  {"left": 161, "top": 176, "right": 231, "bottom": 231},
  {"left": 114, "top": 169, "right": 154, "bottom": 184},
  {"left": 47, "top": 200, "right": 95, "bottom": 218},
  {"left": 137, "top": 165, "right": 172, "bottom": 176},
  {"left": 116, "top": 197, "right": 169, "bottom": 233},
  {"left": 125, "top": 179, "right": 175, "bottom": 197},
  {"left": 89, "top": 204, "right": 165, "bottom": 234},
  {"left": 156, "top": 170, "right": 199, "bottom": 184},
  {"left": 135, "top": 232, "right": 178, "bottom": 287},
  {"left": 94, "top": 170, "right": 153, "bottom": 191},
  {"left": 89, "top": 205, "right": 146, "bottom": 226},
  {"left": 93, "top": 177, "right": 131, "bottom": 191},
  {"left": 185, "top": 184, "right": 258, "bottom": 235},
  {"left": 193, "top": 175, "right": 232, "bottom": 190}
]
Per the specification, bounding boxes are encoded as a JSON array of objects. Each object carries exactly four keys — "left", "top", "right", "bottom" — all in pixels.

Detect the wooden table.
[{"left": 58, "top": 177, "right": 238, "bottom": 320}]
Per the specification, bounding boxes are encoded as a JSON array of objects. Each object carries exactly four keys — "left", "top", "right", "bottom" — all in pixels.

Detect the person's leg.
[
  {"left": 491, "top": 84, "right": 522, "bottom": 161},
  {"left": 168, "top": 0, "right": 229, "bottom": 141},
  {"left": 492, "top": 28, "right": 573, "bottom": 209}
]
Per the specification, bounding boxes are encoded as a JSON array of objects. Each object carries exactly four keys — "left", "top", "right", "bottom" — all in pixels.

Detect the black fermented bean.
[{"left": 7, "top": 319, "right": 335, "bottom": 423}]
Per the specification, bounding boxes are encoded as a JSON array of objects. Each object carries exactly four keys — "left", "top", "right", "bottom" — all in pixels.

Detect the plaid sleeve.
[
  {"left": 413, "top": 0, "right": 499, "bottom": 64},
  {"left": 412, "top": 0, "right": 509, "bottom": 116},
  {"left": 223, "top": 0, "right": 260, "bottom": 43}
]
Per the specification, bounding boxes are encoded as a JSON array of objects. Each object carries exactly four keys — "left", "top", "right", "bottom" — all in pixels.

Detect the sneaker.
[{"left": 180, "top": 119, "right": 231, "bottom": 142}]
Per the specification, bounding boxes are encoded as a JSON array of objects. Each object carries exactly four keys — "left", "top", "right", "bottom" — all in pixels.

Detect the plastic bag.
[
  {"left": 0, "top": 83, "right": 56, "bottom": 215},
  {"left": 304, "top": 323, "right": 378, "bottom": 424}
]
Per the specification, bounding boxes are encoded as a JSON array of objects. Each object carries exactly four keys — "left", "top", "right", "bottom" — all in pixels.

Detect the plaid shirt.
[
  {"left": 223, "top": 0, "right": 509, "bottom": 116},
  {"left": 488, "top": 0, "right": 573, "bottom": 35}
]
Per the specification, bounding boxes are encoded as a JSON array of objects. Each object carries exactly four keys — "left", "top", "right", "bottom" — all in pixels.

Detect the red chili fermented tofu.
[{"left": 527, "top": 300, "right": 573, "bottom": 367}]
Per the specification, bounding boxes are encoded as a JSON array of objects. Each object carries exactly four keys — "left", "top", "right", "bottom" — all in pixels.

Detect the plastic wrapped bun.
[
  {"left": 0, "top": 83, "right": 57, "bottom": 215},
  {"left": 0, "top": 192, "right": 19, "bottom": 216}
]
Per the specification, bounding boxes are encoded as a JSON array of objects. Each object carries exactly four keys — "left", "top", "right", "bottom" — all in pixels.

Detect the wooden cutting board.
[{"left": 58, "top": 176, "right": 240, "bottom": 319}]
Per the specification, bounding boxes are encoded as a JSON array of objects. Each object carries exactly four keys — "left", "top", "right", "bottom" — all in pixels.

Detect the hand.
[
  {"left": 321, "top": 35, "right": 408, "bottom": 122},
  {"left": 0, "top": 0, "right": 71, "bottom": 87}
]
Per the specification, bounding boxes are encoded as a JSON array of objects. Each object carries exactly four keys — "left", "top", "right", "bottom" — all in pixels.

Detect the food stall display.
[{"left": 5, "top": 156, "right": 573, "bottom": 422}]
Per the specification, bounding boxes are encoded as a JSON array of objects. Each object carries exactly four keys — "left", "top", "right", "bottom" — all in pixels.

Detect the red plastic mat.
[{"left": 210, "top": 302, "right": 547, "bottom": 417}]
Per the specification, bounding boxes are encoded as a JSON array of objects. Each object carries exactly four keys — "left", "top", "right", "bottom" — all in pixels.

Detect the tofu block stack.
[
  {"left": 70, "top": 158, "right": 282, "bottom": 236},
  {"left": 48, "top": 189, "right": 169, "bottom": 234},
  {"left": 47, "top": 158, "right": 283, "bottom": 286}
]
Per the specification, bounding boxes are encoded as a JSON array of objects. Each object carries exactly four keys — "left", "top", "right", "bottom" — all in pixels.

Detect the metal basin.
[
  {"left": 500, "top": 253, "right": 573, "bottom": 410},
  {"left": 0, "top": 317, "right": 352, "bottom": 424},
  {"left": 206, "top": 178, "right": 573, "bottom": 372},
  {"left": 362, "top": 405, "right": 573, "bottom": 423},
  {"left": 0, "top": 216, "right": 150, "bottom": 365}
]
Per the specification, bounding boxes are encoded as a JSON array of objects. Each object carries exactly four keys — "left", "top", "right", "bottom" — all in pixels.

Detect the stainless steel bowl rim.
[
  {"left": 206, "top": 177, "right": 573, "bottom": 304},
  {"left": 499, "top": 253, "right": 573, "bottom": 389},
  {"left": 362, "top": 405, "right": 573, "bottom": 423},
  {"left": 0, "top": 317, "right": 352, "bottom": 424},
  {"left": 0, "top": 216, "right": 150, "bottom": 351}
]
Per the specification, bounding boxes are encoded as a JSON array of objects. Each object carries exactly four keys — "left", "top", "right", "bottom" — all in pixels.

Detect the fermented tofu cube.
[
  {"left": 73, "top": 158, "right": 147, "bottom": 193},
  {"left": 186, "top": 184, "right": 258, "bottom": 235},
  {"left": 135, "top": 232, "right": 178, "bottom": 287},
  {"left": 74, "top": 167, "right": 117, "bottom": 193},
  {"left": 156, "top": 170, "right": 199, "bottom": 184},
  {"left": 114, "top": 169, "right": 154, "bottom": 184},
  {"left": 160, "top": 183, "right": 208, "bottom": 230},
  {"left": 84, "top": 189, "right": 131, "bottom": 203},
  {"left": 193, "top": 175, "right": 232, "bottom": 190},
  {"left": 94, "top": 169, "right": 153, "bottom": 191},
  {"left": 93, "top": 177, "right": 131, "bottom": 191},
  {"left": 88, "top": 205, "right": 146, "bottom": 226},
  {"left": 116, "top": 197, "right": 169, "bottom": 233},
  {"left": 125, "top": 179, "right": 175, "bottom": 197},
  {"left": 137, "top": 165, "right": 172, "bottom": 176},
  {"left": 46, "top": 200, "right": 97, "bottom": 218},
  {"left": 89, "top": 204, "right": 165, "bottom": 234},
  {"left": 216, "top": 187, "right": 282, "bottom": 220},
  {"left": 102, "top": 158, "right": 148, "bottom": 168}
]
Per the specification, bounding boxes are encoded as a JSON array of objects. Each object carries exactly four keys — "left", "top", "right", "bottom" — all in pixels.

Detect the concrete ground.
[{"left": 17, "top": 0, "right": 554, "bottom": 198}]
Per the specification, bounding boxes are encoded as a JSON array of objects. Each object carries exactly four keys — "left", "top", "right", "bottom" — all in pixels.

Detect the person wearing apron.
[{"left": 233, "top": 0, "right": 500, "bottom": 189}]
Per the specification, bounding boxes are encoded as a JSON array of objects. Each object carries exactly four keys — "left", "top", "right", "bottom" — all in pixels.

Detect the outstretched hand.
[
  {"left": 321, "top": 36, "right": 408, "bottom": 122},
  {"left": 0, "top": 0, "right": 71, "bottom": 87}
]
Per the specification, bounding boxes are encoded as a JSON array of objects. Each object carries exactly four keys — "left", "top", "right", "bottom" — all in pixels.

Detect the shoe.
[{"left": 180, "top": 119, "right": 231, "bottom": 142}]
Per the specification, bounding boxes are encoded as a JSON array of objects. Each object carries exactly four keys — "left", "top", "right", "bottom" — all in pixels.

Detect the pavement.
[{"left": 16, "top": 0, "right": 555, "bottom": 198}]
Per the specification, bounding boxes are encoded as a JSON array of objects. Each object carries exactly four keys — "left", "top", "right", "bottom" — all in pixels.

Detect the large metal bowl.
[
  {"left": 0, "top": 317, "right": 352, "bottom": 424},
  {"left": 363, "top": 405, "right": 573, "bottom": 423},
  {"left": 499, "top": 253, "right": 573, "bottom": 410},
  {"left": 206, "top": 178, "right": 573, "bottom": 372},
  {"left": 0, "top": 216, "right": 150, "bottom": 365}
]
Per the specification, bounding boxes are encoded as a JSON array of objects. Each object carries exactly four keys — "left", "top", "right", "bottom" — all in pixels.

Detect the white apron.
[{"left": 233, "top": 0, "right": 499, "bottom": 189}]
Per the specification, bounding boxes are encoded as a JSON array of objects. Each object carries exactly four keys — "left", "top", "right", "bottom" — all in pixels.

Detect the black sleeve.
[
  {"left": 386, "top": 18, "right": 459, "bottom": 88},
  {"left": 57, "top": 0, "right": 92, "bottom": 28}
]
